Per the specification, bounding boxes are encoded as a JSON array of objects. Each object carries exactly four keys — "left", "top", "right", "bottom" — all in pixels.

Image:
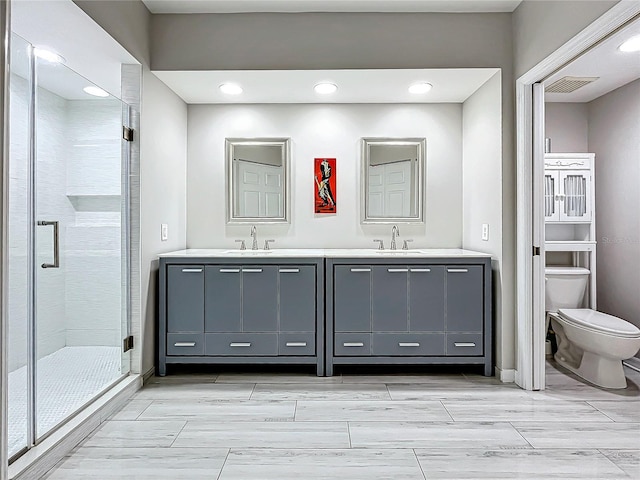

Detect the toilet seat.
[{"left": 558, "top": 308, "right": 640, "bottom": 338}]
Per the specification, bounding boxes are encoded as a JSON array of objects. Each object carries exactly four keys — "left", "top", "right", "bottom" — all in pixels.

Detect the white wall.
[
  {"left": 545, "top": 103, "right": 589, "bottom": 153},
  {"left": 187, "top": 103, "right": 462, "bottom": 249},
  {"left": 462, "top": 72, "right": 503, "bottom": 372},
  {"left": 140, "top": 70, "right": 187, "bottom": 375},
  {"left": 589, "top": 79, "right": 640, "bottom": 339}
]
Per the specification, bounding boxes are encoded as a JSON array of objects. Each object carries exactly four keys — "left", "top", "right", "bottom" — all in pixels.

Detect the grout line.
[
  {"left": 439, "top": 400, "right": 455, "bottom": 422},
  {"left": 216, "top": 448, "right": 232, "bottom": 480},
  {"left": 585, "top": 401, "right": 618, "bottom": 423},
  {"left": 248, "top": 383, "right": 257, "bottom": 400},
  {"left": 347, "top": 422, "right": 353, "bottom": 449},
  {"left": 413, "top": 448, "right": 428, "bottom": 480},
  {"left": 168, "top": 420, "right": 189, "bottom": 448},
  {"left": 293, "top": 400, "right": 298, "bottom": 421},
  {"left": 508, "top": 421, "right": 535, "bottom": 449}
]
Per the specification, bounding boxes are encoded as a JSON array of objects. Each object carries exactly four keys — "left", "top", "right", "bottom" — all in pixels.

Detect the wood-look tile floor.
[{"left": 44, "top": 361, "right": 640, "bottom": 479}]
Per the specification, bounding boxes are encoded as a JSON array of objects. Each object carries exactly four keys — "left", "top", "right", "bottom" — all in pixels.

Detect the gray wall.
[
  {"left": 545, "top": 103, "right": 589, "bottom": 153},
  {"left": 512, "top": 0, "right": 619, "bottom": 78},
  {"left": 140, "top": 70, "right": 187, "bottom": 375},
  {"left": 589, "top": 79, "right": 640, "bottom": 338},
  {"left": 462, "top": 72, "right": 504, "bottom": 374}
]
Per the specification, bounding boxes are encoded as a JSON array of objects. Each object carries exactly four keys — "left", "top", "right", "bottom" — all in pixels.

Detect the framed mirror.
[
  {"left": 226, "top": 138, "right": 291, "bottom": 224},
  {"left": 361, "top": 137, "right": 426, "bottom": 224}
]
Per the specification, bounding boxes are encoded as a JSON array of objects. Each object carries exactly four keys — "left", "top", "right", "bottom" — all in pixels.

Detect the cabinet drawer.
[
  {"left": 334, "top": 333, "right": 371, "bottom": 356},
  {"left": 205, "top": 333, "right": 278, "bottom": 356},
  {"left": 446, "top": 333, "right": 483, "bottom": 356},
  {"left": 372, "top": 333, "right": 445, "bottom": 356},
  {"left": 167, "top": 333, "right": 204, "bottom": 356},
  {"left": 278, "top": 333, "right": 315, "bottom": 356}
]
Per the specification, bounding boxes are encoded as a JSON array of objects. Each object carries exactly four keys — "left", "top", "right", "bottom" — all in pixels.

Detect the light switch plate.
[
  {"left": 161, "top": 223, "right": 168, "bottom": 241},
  {"left": 481, "top": 223, "right": 489, "bottom": 241}
]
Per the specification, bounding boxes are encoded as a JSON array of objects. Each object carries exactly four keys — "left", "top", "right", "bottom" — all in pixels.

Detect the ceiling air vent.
[{"left": 546, "top": 76, "right": 599, "bottom": 94}]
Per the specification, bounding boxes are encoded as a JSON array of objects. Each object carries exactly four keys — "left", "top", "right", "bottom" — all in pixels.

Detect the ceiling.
[
  {"left": 153, "top": 68, "right": 500, "bottom": 104},
  {"left": 11, "top": 0, "right": 138, "bottom": 100},
  {"left": 142, "top": 0, "right": 522, "bottom": 14},
  {"left": 545, "top": 17, "right": 640, "bottom": 103}
]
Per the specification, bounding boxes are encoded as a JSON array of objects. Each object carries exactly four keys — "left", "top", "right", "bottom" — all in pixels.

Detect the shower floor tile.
[{"left": 8, "top": 346, "right": 122, "bottom": 457}]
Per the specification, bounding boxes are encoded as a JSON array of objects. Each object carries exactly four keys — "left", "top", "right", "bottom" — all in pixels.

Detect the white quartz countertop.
[{"left": 158, "top": 248, "right": 491, "bottom": 258}]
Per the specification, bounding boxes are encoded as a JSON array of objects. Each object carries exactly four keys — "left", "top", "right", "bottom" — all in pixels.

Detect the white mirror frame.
[
  {"left": 361, "top": 137, "right": 426, "bottom": 224},
  {"left": 226, "top": 137, "right": 291, "bottom": 224}
]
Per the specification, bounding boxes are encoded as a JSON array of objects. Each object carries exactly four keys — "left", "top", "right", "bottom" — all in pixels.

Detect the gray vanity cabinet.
[
  {"left": 158, "top": 257, "right": 324, "bottom": 376},
  {"left": 326, "top": 257, "right": 492, "bottom": 377}
]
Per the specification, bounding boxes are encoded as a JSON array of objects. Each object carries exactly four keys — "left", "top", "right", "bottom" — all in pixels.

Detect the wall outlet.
[
  {"left": 161, "top": 223, "right": 168, "bottom": 241},
  {"left": 481, "top": 223, "right": 489, "bottom": 241}
]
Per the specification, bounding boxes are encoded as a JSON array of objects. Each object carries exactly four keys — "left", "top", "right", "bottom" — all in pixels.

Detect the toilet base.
[{"left": 554, "top": 351, "right": 628, "bottom": 389}]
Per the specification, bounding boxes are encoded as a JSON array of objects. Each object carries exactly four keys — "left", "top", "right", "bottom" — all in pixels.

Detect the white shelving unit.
[{"left": 544, "top": 153, "right": 596, "bottom": 308}]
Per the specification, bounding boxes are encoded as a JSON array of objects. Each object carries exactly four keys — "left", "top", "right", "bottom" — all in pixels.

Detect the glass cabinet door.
[
  {"left": 560, "top": 171, "right": 592, "bottom": 222},
  {"left": 544, "top": 172, "right": 559, "bottom": 222}
]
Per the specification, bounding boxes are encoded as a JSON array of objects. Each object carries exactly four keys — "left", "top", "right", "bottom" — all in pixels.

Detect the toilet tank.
[{"left": 545, "top": 266, "right": 590, "bottom": 312}]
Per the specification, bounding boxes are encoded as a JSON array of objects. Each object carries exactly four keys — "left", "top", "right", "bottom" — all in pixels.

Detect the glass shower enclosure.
[{"left": 7, "top": 33, "right": 131, "bottom": 460}]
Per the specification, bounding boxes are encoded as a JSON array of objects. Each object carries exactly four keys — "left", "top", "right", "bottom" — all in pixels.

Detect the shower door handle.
[{"left": 37, "top": 220, "right": 60, "bottom": 268}]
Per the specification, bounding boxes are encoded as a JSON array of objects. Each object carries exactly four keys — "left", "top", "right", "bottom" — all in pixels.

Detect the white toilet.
[{"left": 545, "top": 266, "right": 640, "bottom": 389}]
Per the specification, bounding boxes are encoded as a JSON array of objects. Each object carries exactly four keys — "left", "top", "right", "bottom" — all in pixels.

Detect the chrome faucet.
[
  {"left": 390, "top": 225, "right": 400, "bottom": 250},
  {"left": 250, "top": 225, "right": 258, "bottom": 250}
]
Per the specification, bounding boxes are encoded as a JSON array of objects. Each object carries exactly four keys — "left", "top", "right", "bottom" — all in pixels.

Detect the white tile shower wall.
[
  {"left": 35, "top": 83, "right": 72, "bottom": 362},
  {"left": 8, "top": 73, "right": 30, "bottom": 372},
  {"left": 64, "top": 100, "right": 123, "bottom": 347},
  {"left": 187, "top": 104, "right": 463, "bottom": 248}
]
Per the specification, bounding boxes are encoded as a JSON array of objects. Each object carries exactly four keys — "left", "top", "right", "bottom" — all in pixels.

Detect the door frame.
[{"left": 515, "top": 2, "right": 640, "bottom": 390}]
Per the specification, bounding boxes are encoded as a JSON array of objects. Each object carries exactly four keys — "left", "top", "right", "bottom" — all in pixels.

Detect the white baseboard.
[
  {"left": 495, "top": 367, "right": 516, "bottom": 383},
  {"left": 9, "top": 375, "right": 142, "bottom": 480}
]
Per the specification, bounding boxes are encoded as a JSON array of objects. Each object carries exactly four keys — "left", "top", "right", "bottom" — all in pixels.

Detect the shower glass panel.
[
  {"left": 34, "top": 55, "right": 130, "bottom": 439},
  {"left": 7, "top": 33, "right": 31, "bottom": 460}
]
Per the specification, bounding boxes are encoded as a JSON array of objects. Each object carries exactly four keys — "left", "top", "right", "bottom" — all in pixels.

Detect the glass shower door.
[{"left": 33, "top": 53, "right": 130, "bottom": 439}]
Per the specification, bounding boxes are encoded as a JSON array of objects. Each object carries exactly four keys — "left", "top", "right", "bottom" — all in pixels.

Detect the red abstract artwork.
[{"left": 314, "top": 158, "right": 337, "bottom": 214}]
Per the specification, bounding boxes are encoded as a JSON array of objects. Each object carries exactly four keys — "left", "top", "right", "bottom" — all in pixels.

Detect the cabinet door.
[
  {"left": 242, "top": 266, "right": 278, "bottom": 332},
  {"left": 446, "top": 266, "right": 483, "bottom": 332},
  {"left": 204, "top": 266, "right": 241, "bottom": 332},
  {"left": 334, "top": 266, "right": 371, "bottom": 332},
  {"left": 559, "top": 171, "right": 591, "bottom": 222},
  {"left": 167, "top": 265, "right": 204, "bottom": 333},
  {"left": 279, "top": 266, "right": 316, "bottom": 332},
  {"left": 409, "top": 266, "right": 445, "bottom": 332},
  {"left": 372, "top": 266, "right": 408, "bottom": 332},
  {"left": 544, "top": 171, "right": 560, "bottom": 222}
]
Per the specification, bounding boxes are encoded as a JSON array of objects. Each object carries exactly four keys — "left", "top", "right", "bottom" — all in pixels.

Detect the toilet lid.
[
  {"left": 558, "top": 309, "right": 640, "bottom": 338},
  {"left": 545, "top": 266, "right": 590, "bottom": 275}
]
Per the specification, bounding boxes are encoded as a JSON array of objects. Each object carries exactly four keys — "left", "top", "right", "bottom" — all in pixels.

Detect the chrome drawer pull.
[
  {"left": 454, "top": 342, "right": 476, "bottom": 347},
  {"left": 230, "top": 342, "right": 252, "bottom": 347},
  {"left": 174, "top": 342, "right": 196, "bottom": 347},
  {"left": 387, "top": 268, "right": 409, "bottom": 272},
  {"left": 350, "top": 268, "right": 371, "bottom": 272},
  {"left": 410, "top": 268, "right": 431, "bottom": 272},
  {"left": 343, "top": 342, "right": 364, "bottom": 347},
  {"left": 219, "top": 268, "right": 240, "bottom": 273},
  {"left": 285, "top": 342, "right": 307, "bottom": 347},
  {"left": 279, "top": 268, "right": 300, "bottom": 273},
  {"left": 447, "top": 268, "right": 469, "bottom": 273},
  {"left": 181, "top": 268, "right": 203, "bottom": 273},
  {"left": 399, "top": 342, "right": 420, "bottom": 347},
  {"left": 242, "top": 269, "right": 263, "bottom": 273}
]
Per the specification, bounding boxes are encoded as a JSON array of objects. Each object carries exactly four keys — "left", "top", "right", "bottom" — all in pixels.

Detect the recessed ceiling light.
[
  {"left": 219, "top": 83, "right": 243, "bottom": 95},
  {"left": 409, "top": 82, "right": 433, "bottom": 94},
  {"left": 619, "top": 35, "right": 640, "bottom": 53},
  {"left": 83, "top": 86, "right": 109, "bottom": 97},
  {"left": 33, "top": 47, "right": 65, "bottom": 64},
  {"left": 314, "top": 82, "right": 338, "bottom": 94}
]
